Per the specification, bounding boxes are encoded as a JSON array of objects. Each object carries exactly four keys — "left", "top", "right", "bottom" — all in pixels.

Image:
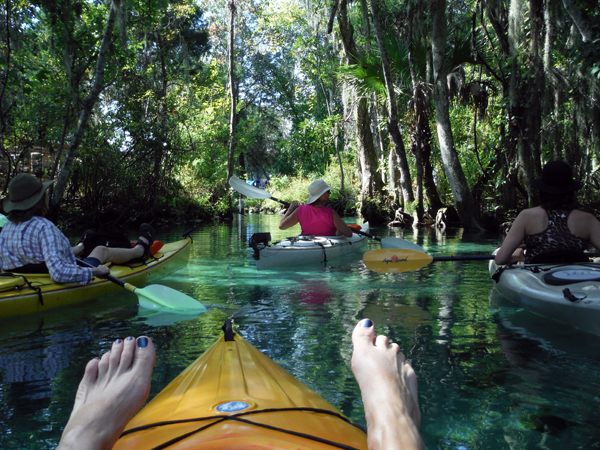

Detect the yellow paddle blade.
[{"left": 363, "top": 249, "right": 433, "bottom": 273}]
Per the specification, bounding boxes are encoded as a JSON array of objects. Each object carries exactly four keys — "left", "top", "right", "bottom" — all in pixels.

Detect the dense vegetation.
[{"left": 0, "top": 0, "right": 598, "bottom": 229}]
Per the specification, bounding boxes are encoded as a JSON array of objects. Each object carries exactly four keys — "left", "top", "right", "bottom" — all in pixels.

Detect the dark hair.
[
  {"left": 7, "top": 193, "right": 49, "bottom": 223},
  {"left": 539, "top": 191, "right": 578, "bottom": 211}
]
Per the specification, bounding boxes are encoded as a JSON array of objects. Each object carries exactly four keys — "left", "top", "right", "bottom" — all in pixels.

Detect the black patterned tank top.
[{"left": 523, "top": 209, "right": 589, "bottom": 262}]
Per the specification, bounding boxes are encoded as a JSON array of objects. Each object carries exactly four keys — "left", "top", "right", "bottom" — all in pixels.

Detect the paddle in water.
[
  {"left": 363, "top": 249, "right": 495, "bottom": 273},
  {"left": 78, "top": 259, "right": 206, "bottom": 312},
  {"left": 228, "top": 176, "right": 423, "bottom": 251}
]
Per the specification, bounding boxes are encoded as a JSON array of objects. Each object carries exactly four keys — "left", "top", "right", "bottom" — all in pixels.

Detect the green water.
[{"left": 1, "top": 214, "right": 600, "bottom": 449}]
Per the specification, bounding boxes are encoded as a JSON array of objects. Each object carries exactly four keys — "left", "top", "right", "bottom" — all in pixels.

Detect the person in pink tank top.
[{"left": 279, "top": 179, "right": 354, "bottom": 237}]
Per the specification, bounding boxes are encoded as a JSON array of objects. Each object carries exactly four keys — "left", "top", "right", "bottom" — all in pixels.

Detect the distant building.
[{"left": 1, "top": 144, "right": 64, "bottom": 178}]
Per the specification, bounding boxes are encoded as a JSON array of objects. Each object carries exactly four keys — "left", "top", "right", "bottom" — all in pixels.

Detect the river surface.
[{"left": 1, "top": 214, "right": 600, "bottom": 449}]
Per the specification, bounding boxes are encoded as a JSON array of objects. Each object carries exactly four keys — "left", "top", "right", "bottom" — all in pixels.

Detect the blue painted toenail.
[
  {"left": 126, "top": 336, "right": 134, "bottom": 341},
  {"left": 115, "top": 338, "right": 122, "bottom": 344},
  {"left": 137, "top": 337, "right": 148, "bottom": 348},
  {"left": 361, "top": 319, "right": 373, "bottom": 327}
]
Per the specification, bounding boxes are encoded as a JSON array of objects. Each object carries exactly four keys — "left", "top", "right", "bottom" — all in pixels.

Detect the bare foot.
[
  {"left": 57, "top": 336, "right": 155, "bottom": 450},
  {"left": 351, "top": 319, "right": 424, "bottom": 450}
]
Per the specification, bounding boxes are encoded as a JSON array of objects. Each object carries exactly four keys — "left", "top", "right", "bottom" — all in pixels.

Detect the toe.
[
  {"left": 374, "top": 334, "right": 392, "bottom": 348},
  {"left": 108, "top": 339, "right": 125, "bottom": 375},
  {"left": 97, "top": 350, "right": 111, "bottom": 379},
  {"left": 82, "top": 357, "right": 100, "bottom": 384},
  {"left": 352, "top": 319, "right": 376, "bottom": 346},
  {"left": 133, "top": 336, "right": 156, "bottom": 371},
  {"left": 117, "top": 337, "right": 136, "bottom": 374}
]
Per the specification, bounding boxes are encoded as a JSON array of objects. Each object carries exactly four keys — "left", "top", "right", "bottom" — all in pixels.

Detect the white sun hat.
[{"left": 306, "top": 179, "right": 333, "bottom": 204}]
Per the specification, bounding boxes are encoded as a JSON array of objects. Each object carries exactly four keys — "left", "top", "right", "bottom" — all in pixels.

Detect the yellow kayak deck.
[
  {"left": 114, "top": 324, "right": 368, "bottom": 449},
  {"left": 0, "top": 238, "right": 191, "bottom": 319}
]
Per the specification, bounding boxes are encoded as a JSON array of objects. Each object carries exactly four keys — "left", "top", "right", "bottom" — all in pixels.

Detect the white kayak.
[
  {"left": 489, "top": 258, "right": 600, "bottom": 336},
  {"left": 250, "top": 222, "right": 369, "bottom": 270}
]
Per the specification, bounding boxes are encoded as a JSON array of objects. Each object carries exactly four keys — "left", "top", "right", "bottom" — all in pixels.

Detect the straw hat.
[
  {"left": 530, "top": 161, "right": 580, "bottom": 194},
  {"left": 306, "top": 179, "right": 332, "bottom": 204},
  {"left": 2, "top": 173, "right": 53, "bottom": 213}
]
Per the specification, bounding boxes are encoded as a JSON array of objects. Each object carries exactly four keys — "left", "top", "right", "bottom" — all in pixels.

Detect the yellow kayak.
[
  {"left": 0, "top": 238, "right": 191, "bottom": 319},
  {"left": 114, "top": 322, "right": 368, "bottom": 449}
]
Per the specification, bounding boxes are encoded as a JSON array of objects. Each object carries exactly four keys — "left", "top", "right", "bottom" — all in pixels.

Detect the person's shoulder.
[
  {"left": 30, "top": 216, "right": 54, "bottom": 226},
  {"left": 516, "top": 207, "right": 544, "bottom": 220},
  {"left": 570, "top": 209, "right": 598, "bottom": 222},
  {"left": 29, "top": 216, "right": 61, "bottom": 232}
]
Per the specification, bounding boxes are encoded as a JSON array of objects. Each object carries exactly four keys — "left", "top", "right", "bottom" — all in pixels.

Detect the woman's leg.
[
  {"left": 87, "top": 223, "right": 156, "bottom": 265},
  {"left": 56, "top": 336, "right": 155, "bottom": 450},
  {"left": 88, "top": 243, "right": 145, "bottom": 265},
  {"left": 352, "top": 319, "right": 424, "bottom": 450}
]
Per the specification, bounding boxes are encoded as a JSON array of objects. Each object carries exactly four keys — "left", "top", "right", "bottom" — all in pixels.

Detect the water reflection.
[{"left": 0, "top": 217, "right": 599, "bottom": 449}]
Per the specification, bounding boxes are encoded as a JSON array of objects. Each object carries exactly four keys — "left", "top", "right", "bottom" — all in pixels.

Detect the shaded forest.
[{"left": 0, "top": 0, "right": 598, "bottom": 230}]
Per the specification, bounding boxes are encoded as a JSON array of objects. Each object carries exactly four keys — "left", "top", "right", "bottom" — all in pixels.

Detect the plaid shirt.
[{"left": 0, "top": 216, "right": 92, "bottom": 285}]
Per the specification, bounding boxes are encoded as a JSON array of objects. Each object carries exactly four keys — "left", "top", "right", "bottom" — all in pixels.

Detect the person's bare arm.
[
  {"left": 332, "top": 210, "right": 353, "bottom": 237},
  {"left": 495, "top": 211, "right": 529, "bottom": 265},
  {"left": 585, "top": 213, "right": 600, "bottom": 251},
  {"left": 279, "top": 202, "right": 300, "bottom": 230}
]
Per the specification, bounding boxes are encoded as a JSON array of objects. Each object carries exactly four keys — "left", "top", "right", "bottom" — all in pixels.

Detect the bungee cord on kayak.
[{"left": 120, "top": 407, "right": 367, "bottom": 450}]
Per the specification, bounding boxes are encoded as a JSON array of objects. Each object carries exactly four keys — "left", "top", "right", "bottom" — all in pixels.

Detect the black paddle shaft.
[
  {"left": 270, "top": 196, "right": 291, "bottom": 208},
  {"left": 432, "top": 255, "right": 495, "bottom": 262},
  {"left": 354, "top": 230, "right": 382, "bottom": 242},
  {"left": 77, "top": 258, "right": 126, "bottom": 288},
  {"left": 432, "top": 253, "right": 600, "bottom": 262}
]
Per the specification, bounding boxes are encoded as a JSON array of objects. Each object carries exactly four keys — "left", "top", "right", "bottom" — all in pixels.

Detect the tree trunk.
[
  {"left": 525, "top": 0, "right": 544, "bottom": 177},
  {"left": 541, "top": 0, "right": 556, "bottom": 164},
  {"left": 387, "top": 147, "right": 401, "bottom": 205},
  {"left": 226, "top": 0, "right": 237, "bottom": 183},
  {"left": 509, "top": 0, "right": 536, "bottom": 204},
  {"left": 52, "top": 0, "right": 119, "bottom": 206},
  {"left": 368, "top": 0, "right": 414, "bottom": 205},
  {"left": 356, "top": 97, "right": 382, "bottom": 197},
  {"left": 320, "top": 80, "right": 345, "bottom": 192},
  {"left": 553, "top": 87, "right": 563, "bottom": 160},
  {"left": 336, "top": 0, "right": 383, "bottom": 198},
  {"left": 593, "top": 84, "right": 600, "bottom": 167},
  {"left": 561, "top": 0, "right": 595, "bottom": 42},
  {"left": 406, "top": 4, "right": 424, "bottom": 222},
  {"left": 431, "top": 0, "right": 482, "bottom": 230}
]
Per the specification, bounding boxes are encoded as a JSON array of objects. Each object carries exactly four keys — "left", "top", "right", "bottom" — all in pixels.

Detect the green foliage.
[
  {"left": 276, "top": 116, "right": 342, "bottom": 176},
  {"left": 1, "top": 0, "right": 599, "bottom": 228},
  {"left": 339, "top": 62, "right": 387, "bottom": 98},
  {"left": 259, "top": 155, "right": 361, "bottom": 215}
]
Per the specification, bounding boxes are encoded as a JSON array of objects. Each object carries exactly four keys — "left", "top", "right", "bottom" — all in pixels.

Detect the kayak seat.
[
  {"left": 542, "top": 269, "right": 600, "bottom": 286},
  {"left": 3, "top": 262, "right": 49, "bottom": 274},
  {"left": 129, "top": 240, "right": 164, "bottom": 256}
]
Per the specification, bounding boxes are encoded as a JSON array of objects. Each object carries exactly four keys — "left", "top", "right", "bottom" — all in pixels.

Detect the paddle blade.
[
  {"left": 380, "top": 237, "right": 425, "bottom": 252},
  {"left": 363, "top": 249, "right": 433, "bottom": 273},
  {"left": 135, "top": 284, "right": 206, "bottom": 312},
  {"left": 229, "top": 176, "right": 272, "bottom": 200}
]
